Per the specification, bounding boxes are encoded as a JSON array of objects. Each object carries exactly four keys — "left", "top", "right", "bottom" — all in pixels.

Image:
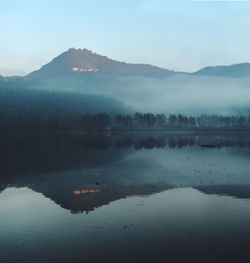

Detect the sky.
[{"left": 1, "top": 0, "right": 250, "bottom": 76}]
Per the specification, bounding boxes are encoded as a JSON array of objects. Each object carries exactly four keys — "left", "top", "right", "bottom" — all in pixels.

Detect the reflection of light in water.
[{"left": 74, "top": 189, "right": 100, "bottom": 195}]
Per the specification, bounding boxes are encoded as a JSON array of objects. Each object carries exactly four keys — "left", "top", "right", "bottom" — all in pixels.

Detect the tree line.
[{"left": 1, "top": 112, "right": 250, "bottom": 132}]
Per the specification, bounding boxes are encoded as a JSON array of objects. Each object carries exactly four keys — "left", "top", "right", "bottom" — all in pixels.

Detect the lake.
[{"left": 1, "top": 132, "right": 250, "bottom": 263}]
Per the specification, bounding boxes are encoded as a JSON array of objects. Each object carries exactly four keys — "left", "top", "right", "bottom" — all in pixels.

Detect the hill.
[
  {"left": 194, "top": 63, "right": 250, "bottom": 78},
  {"left": 28, "top": 48, "right": 176, "bottom": 79}
]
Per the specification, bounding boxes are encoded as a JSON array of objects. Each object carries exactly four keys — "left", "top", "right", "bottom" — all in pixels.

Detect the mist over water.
[
  {"left": 98, "top": 75, "right": 250, "bottom": 114},
  {"left": 34, "top": 74, "right": 250, "bottom": 115}
]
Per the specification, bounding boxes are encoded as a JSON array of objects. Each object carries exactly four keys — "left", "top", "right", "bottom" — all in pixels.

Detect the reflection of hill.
[
  {"left": 31, "top": 183, "right": 172, "bottom": 214},
  {"left": 196, "top": 185, "right": 250, "bottom": 199},
  {"left": 0, "top": 168, "right": 172, "bottom": 213}
]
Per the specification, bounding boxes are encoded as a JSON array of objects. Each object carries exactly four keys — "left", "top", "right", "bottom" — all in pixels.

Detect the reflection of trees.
[
  {"left": 134, "top": 136, "right": 166, "bottom": 150},
  {"left": 166, "top": 135, "right": 196, "bottom": 148},
  {"left": 79, "top": 134, "right": 112, "bottom": 150},
  {"left": 1, "top": 133, "right": 250, "bottom": 196},
  {"left": 0, "top": 133, "right": 250, "bottom": 177},
  {"left": 1, "top": 134, "right": 250, "bottom": 157},
  {"left": 0, "top": 134, "right": 116, "bottom": 177},
  {"left": 114, "top": 134, "right": 250, "bottom": 149}
]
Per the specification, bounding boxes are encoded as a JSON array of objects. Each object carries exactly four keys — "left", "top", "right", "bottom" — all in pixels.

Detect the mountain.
[
  {"left": 28, "top": 48, "right": 176, "bottom": 79},
  {"left": 194, "top": 63, "right": 250, "bottom": 78},
  {"left": 2, "top": 48, "right": 250, "bottom": 79}
]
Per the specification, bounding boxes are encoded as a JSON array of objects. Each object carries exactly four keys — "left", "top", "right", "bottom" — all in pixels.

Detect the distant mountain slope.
[
  {"left": 194, "top": 63, "right": 250, "bottom": 78},
  {"left": 0, "top": 87, "right": 129, "bottom": 120},
  {"left": 28, "top": 48, "right": 176, "bottom": 79}
]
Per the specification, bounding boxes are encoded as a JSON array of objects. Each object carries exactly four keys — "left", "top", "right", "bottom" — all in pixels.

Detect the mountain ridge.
[
  {"left": 1, "top": 48, "right": 250, "bottom": 79},
  {"left": 194, "top": 62, "right": 250, "bottom": 78},
  {"left": 28, "top": 48, "right": 176, "bottom": 79}
]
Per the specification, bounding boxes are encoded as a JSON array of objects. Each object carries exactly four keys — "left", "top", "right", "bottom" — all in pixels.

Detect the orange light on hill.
[{"left": 72, "top": 67, "right": 98, "bottom": 72}]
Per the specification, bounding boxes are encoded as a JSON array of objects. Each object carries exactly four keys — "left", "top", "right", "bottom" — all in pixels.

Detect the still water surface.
[{"left": 1, "top": 133, "right": 250, "bottom": 262}]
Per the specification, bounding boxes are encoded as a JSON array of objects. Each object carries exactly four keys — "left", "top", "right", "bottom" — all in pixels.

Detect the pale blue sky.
[{"left": 1, "top": 0, "right": 250, "bottom": 75}]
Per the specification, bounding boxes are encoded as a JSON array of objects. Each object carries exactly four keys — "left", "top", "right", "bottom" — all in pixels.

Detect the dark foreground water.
[{"left": 1, "top": 133, "right": 250, "bottom": 263}]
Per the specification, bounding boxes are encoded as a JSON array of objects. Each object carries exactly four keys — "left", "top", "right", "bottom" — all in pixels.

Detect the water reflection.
[
  {"left": 1, "top": 133, "right": 250, "bottom": 214},
  {"left": 115, "top": 133, "right": 250, "bottom": 149},
  {"left": 1, "top": 132, "right": 250, "bottom": 177},
  {"left": 1, "top": 133, "right": 250, "bottom": 262},
  {"left": 196, "top": 185, "right": 250, "bottom": 199}
]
